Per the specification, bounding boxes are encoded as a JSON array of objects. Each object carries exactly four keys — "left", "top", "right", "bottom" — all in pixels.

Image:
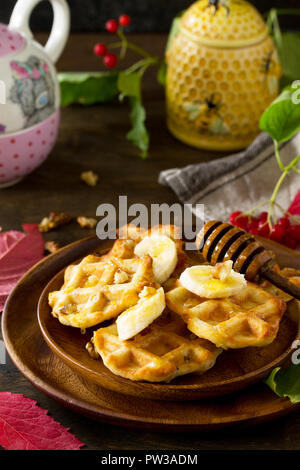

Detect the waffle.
[
  {"left": 49, "top": 225, "right": 187, "bottom": 330},
  {"left": 165, "top": 281, "right": 286, "bottom": 349},
  {"left": 86, "top": 311, "right": 222, "bottom": 382},
  {"left": 118, "top": 224, "right": 190, "bottom": 284},
  {"left": 260, "top": 266, "right": 300, "bottom": 302},
  {"left": 49, "top": 252, "right": 157, "bottom": 329}
]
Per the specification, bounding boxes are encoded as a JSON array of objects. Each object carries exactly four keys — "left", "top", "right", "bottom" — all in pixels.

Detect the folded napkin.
[{"left": 159, "top": 132, "right": 300, "bottom": 221}]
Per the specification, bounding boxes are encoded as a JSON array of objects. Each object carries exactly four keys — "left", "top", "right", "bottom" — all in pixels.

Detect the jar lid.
[
  {"left": 180, "top": 0, "right": 268, "bottom": 48},
  {"left": 0, "top": 24, "right": 26, "bottom": 59}
]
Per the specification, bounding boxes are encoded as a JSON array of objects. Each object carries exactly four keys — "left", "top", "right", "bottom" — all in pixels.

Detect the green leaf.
[
  {"left": 278, "top": 33, "right": 300, "bottom": 87},
  {"left": 157, "top": 61, "right": 167, "bottom": 87},
  {"left": 259, "top": 82, "right": 300, "bottom": 143},
  {"left": 166, "top": 10, "right": 185, "bottom": 52},
  {"left": 266, "top": 9, "right": 300, "bottom": 88},
  {"left": 117, "top": 71, "right": 141, "bottom": 100},
  {"left": 158, "top": 10, "right": 185, "bottom": 89},
  {"left": 58, "top": 72, "right": 118, "bottom": 106},
  {"left": 127, "top": 97, "right": 149, "bottom": 158},
  {"left": 265, "top": 363, "right": 300, "bottom": 404},
  {"left": 117, "top": 71, "right": 149, "bottom": 157}
]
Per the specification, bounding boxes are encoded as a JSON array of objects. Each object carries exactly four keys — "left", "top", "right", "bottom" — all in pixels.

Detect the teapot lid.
[
  {"left": 0, "top": 24, "right": 25, "bottom": 59},
  {"left": 180, "top": 0, "right": 268, "bottom": 48}
]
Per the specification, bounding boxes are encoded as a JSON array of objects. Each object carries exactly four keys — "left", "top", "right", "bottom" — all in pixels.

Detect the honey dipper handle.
[{"left": 261, "top": 264, "right": 300, "bottom": 300}]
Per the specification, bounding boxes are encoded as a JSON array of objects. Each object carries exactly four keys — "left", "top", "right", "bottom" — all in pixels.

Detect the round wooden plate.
[
  {"left": 37, "top": 242, "right": 300, "bottom": 401},
  {"left": 2, "top": 236, "right": 300, "bottom": 430}
]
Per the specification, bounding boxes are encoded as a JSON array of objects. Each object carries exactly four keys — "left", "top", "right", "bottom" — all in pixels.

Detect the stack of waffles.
[{"left": 49, "top": 225, "right": 295, "bottom": 383}]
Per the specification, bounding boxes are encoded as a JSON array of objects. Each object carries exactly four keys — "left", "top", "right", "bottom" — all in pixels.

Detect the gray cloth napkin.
[{"left": 159, "top": 132, "right": 300, "bottom": 221}]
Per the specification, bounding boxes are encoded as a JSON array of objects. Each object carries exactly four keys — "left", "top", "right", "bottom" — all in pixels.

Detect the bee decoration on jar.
[
  {"left": 183, "top": 94, "right": 229, "bottom": 134},
  {"left": 204, "top": 0, "right": 243, "bottom": 16},
  {"left": 260, "top": 50, "right": 281, "bottom": 95}
]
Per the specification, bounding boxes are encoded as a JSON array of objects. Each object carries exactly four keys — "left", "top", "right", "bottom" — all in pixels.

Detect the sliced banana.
[
  {"left": 180, "top": 260, "right": 246, "bottom": 299},
  {"left": 116, "top": 287, "right": 166, "bottom": 341},
  {"left": 134, "top": 234, "right": 178, "bottom": 284}
]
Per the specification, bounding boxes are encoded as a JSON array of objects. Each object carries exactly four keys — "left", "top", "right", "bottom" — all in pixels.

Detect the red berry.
[
  {"left": 284, "top": 235, "right": 297, "bottom": 250},
  {"left": 119, "top": 14, "right": 131, "bottom": 27},
  {"left": 287, "top": 224, "right": 300, "bottom": 242},
  {"left": 248, "top": 217, "right": 259, "bottom": 235},
  {"left": 94, "top": 43, "right": 107, "bottom": 57},
  {"left": 229, "top": 211, "right": 249, "bottom": 230},
  {"left": 258, "top": 211, "right": 268, "bottom": 223},
  {"left": 104, "top": 53, "right": 118, "bottom": 68},
  {"left": 257, "top": 213, "right": 271, "bottom": 237},
  {"left": 269, "top": 224, "right": 285, "bottom": 243},
  {"left": 105, "top": 19, "right": 119, "bottom": 34},
  {"left": 229, "top": 211, "right": 242, "bottom": 225},
  {"left": 277, "top": 215, "right": 290, "bottom": 233}
]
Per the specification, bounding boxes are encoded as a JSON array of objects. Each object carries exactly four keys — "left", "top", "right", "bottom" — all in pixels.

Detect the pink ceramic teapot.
[{"left": 0, "top": 0, "right": 70, "bottom": 188}]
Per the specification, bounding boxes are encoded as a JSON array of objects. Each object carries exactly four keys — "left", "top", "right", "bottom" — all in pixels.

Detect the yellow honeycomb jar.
[{"left": 166, "top": 0, "right": 282, "bottom": 151}]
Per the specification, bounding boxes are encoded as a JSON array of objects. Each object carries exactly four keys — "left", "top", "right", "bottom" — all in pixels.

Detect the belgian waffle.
[
  {"left": 166, "top": 281, "right": 286, "bottom": 349},
  {"left": 86, "top": 311, "right": 222, "bottom": 382},
  {"left": 49, "top": 252, "right": 157, "bottom": 329},
  {"left": 48, "top": 225, "right": 186, "bottom": 330},
  {"left": 260, "top": 267, "right": 300, "bottom": 302}
]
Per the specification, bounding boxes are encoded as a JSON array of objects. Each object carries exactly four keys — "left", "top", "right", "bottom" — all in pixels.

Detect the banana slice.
[
  {"left": 134, "top": 234, "right": 178, "bottom": 284},
  {"left": 180, "top": 260, "right": 246, "bottom": 299},
  {"left": 116, "top": 286, "right": 166, "bottom": 341}
]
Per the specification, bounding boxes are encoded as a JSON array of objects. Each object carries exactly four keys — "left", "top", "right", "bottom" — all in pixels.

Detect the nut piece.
[
  {"left": 77, "top": 216, "right": 97, "bottom": 229},
  {"left": 114, "top": 269, "right": 129, "bottom": 284},
  {"left": 39, "top": 212, "right": 72, "bottom": 232},
  {"left": 86, "top": 340, "right": 99, "bottom": 359},
  {"left": 81, "top": 170, "right": 99, "bottom": 187},
  {"left": 45, "top": 240, "right": 60, "bottom": 254}
]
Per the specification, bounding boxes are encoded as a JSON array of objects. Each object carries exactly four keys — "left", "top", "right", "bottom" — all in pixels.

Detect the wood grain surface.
[{"left": 1, "top": 33, "right": 300, "bottom": 450}]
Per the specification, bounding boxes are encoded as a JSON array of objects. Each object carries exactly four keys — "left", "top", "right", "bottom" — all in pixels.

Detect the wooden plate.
[
  {"left": 2, "top": 236, "right": 300, "bottom": 430},
  {"left": 37, "top": 241, "right": 300, "bottom": 401}
]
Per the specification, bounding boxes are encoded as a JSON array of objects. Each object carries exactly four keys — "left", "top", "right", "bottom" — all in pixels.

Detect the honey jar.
[{"left": 166, "top": 0, "right": 282, "bottom": 151}]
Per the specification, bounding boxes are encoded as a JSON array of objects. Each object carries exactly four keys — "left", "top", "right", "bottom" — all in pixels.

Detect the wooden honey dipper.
[{"left": 196, "top": 220, "right": 300, "bottom": 300}]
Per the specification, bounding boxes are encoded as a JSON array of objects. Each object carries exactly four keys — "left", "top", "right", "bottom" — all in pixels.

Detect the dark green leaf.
[
  {"left": 58, "top": 72, "right": 118, "bottom": 106},
  {"left": 278, "top": 33, "right": 300, "bottom": 87},
  {"left": 166, "top": 11, "right": 185, "bottom": 52},
  {"left": 117, "top": 71, "right": 141, "bottom": 100},
  {"left": 127, "top": 97, "right": 149, "bottom": 158},
  {"left": 259, "top": 82, "right": 300, "bottom": 143},
  {"left": 157, "top": 61, "right": 167, "bottom": 87},
  {"left": 265, "top": 363, "right": 300, "bottom": 403}
]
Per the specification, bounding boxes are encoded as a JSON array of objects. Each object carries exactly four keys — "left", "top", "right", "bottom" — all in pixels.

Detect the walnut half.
[
  {"left": 39, "top": 212, "right": 72, "bottom": 232},
  {"left": 81, "top": 171, "right": 99, "bottom": 187},
  {"left": 77, "top": 216, "right": 97, "bottom": 229}
]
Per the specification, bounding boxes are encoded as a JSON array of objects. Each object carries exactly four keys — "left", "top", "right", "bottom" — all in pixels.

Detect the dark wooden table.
[{"left": 1, "top": 34, "right": 300, "bottom": 450}]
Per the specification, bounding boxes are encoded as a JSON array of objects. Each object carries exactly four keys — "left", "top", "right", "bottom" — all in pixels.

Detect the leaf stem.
[
  {"left": 109, "top": 40, "right": 154, "bottom": 59},
  {"left": 274, "top": 141, "right": 285, "bottom": 171},
  {"left": 117, "top": 29, "right": 128, "bottom": 59}
]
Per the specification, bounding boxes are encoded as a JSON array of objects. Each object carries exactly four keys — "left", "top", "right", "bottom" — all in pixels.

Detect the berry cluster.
[
  {"left": 93, "top": 14, "right": 131, "bottom": 68},
  {"left": 229, "top": 211, "right": 300, "bottom": 250}
]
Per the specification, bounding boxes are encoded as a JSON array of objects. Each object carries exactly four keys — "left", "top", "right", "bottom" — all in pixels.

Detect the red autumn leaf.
[
  {"left": 0, "top": 393, "right": 84, "bottom": 450},
  {"left": 0, "top": 224, "right": 44, "bottom": 311},
  {"left": 288, "top": 190, "right": 300, "bottom": 215}
]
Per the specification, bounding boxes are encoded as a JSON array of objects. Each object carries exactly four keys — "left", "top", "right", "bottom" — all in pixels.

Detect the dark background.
[{"left": 0, "top": 0, "right": 299, "bottom": 33}]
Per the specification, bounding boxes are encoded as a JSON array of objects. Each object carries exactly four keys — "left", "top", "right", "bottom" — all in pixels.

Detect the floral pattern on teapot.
[{"left": 10, "top": 56, "right": 55, "bottom": 129}]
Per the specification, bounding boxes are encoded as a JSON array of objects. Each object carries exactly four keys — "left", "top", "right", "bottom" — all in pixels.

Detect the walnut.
[
  {"left": 57, "top": 304, "right": 78, "bottom": 315},
  {"left": 81, "top": 170, "right": 99, "bottom": 187},
  {"left": 77, "top": 216, "right": 97, "bottom": 229},
  {"left": 39, "top": 212, "right": 72, "bottom": 232},
  {"left": 45, "top": 240, "right": 60, "bottom": 254},
  {"left": 86, "top": 340, "right": 99, "bottom": 359},
  {"left": 114, "top": 270, "right": 129, "bottom": 284}
]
